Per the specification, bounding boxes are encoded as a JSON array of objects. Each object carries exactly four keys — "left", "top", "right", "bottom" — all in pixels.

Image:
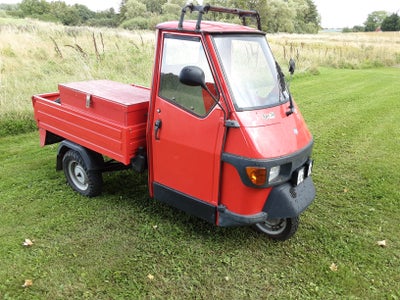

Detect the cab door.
[{"left": 149, "top": 33, "right": 225, "bottom": 223}]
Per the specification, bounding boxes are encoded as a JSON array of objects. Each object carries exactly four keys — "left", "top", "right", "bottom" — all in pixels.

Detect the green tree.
[
  {"left": 162, "top": 2, "right": 181, "bottom": 17},
  {"left": 49, "top": 1, "right": 68, "bottom": 20},
  {"left": 352, "top": 25, "right": 365, "bottom": 32},
  {"left": 118, "top": 0, "right": 322, "bottom": 33},
  {"left": 210, "top": 0, "right": 319, "bottom": 33},
  {"left": 381, "top": 13, "right": 400, "bottom": 31},
  {"left": 49, "top": 1, "right": 82, "bottom": 25},
  {"left": 19, "top": 0, "right": 50, "bottom": 17},
  {"left": 59, "top": 6, "right": 81, "bottom": 25},
  {"left": 264, "top": 0, "right": 295, "bottom": 33},
  {"left": 342, "top": 25, "right": 365, "bottom": 33},
  {"left": 119, "top": 0, "right": 128, "bottom": 22},
  {"left": 145, "top": 0, "right": 167, "bottom": 14},
  {"left": 289, "top": 0, "right": 320, "bottom": 33},
  {"left": 364, "top": 11, "right": 388, "bottom": 31},
  {"left": 73, "top": 4, "right": 95, "bottom": 22},
  {"left": 125, "top": 0, "right": 147, "bottom": 19},
  {"left": 90, "top": 8, "right": 118, "bottom": 27}
]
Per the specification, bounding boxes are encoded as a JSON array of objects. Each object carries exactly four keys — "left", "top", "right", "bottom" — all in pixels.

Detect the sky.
[
  {"left": 1, "top": 0, "right": 400, "bottom": 28},
  {"left": 313, "top": 0, "right": 399, "bottom": 28}
]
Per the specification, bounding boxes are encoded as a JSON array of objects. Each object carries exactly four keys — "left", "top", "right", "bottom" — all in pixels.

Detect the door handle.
[{"left": 154, "top": 119, "right": 162, "bottom": 140}]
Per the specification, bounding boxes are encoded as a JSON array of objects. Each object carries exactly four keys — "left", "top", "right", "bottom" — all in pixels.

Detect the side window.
[{"left": 159, "top": 35, "right": 217, "bottom": 116}]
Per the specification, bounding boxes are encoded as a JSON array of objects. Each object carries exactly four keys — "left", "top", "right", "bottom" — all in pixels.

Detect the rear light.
[{"left": 246, "top": 167, "right": 267, "bottom": 186}]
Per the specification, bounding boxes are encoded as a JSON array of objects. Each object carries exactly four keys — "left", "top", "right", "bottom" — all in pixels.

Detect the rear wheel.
[
  {"left": 254, "top": 216, "right": 299, "bottom": 241},
  {"left": 62, "top": 150, "right": 103, "bottom": 197}
]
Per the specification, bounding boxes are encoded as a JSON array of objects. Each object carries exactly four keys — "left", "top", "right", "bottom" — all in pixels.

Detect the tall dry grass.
[
  {"left": 0, "top": 18, "right": 155, "bottom": 115},
  {"left": 0, "top": 18, "right": 155, "bottom": 135},
  {"left": 269, "top": 31, "right": 400, "bottom": 73}
]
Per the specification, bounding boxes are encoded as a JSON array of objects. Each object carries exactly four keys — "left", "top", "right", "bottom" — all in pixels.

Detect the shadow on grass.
[{"left": 100, "top": 170, "right": 266, "bottom": 247}]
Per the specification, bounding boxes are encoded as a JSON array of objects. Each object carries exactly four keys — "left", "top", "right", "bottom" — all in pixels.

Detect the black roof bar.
[{"left": 178, "top": 3, "right": 262, "bottom": 31}]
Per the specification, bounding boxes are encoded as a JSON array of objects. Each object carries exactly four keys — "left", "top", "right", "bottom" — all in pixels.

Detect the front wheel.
[
  {"left": 254, "top": 216, "right": 299, "bottom": 241},
  {"left": 62, "top": 150, "right": 103, "bottom": 197}
]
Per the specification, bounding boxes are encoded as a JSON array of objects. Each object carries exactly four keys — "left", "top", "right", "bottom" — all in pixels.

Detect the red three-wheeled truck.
[{"left": 32, "top": 4, "right": 315, "bottom": 241}]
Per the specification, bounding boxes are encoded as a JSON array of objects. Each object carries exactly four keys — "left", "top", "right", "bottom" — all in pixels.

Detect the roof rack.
[{"left": 178, "top": 3, "right": 262, "bottom": 31}]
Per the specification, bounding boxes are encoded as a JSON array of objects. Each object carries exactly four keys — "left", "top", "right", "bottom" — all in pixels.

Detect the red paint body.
[
  {"left": 33, "top": 80, "right": 149, "bottom": 165},
  {"left": 32, "top": 17, "right": 315, "bottom": 228}
]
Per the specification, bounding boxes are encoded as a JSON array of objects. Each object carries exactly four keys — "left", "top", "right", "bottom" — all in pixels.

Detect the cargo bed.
[{"left": 32, "top": 80, "right": 150, "bottom": 165}]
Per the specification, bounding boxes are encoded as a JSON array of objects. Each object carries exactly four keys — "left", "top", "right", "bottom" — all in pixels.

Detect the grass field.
[
  {"left": 1, "top": 67, "right": 399, "bottom": 298},
  {"left": 1, "top": 17, "right": 400, "bottom": 299}
]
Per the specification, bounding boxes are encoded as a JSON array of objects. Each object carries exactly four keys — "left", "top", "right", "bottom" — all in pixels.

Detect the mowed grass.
[{"left": 1, "top": 67, "right": 399, "bottom": 299}]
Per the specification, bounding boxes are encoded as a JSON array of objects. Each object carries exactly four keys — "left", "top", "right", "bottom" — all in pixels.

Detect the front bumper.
[
  {"left": 263, "top": 176, "right": 316, "bottom": 218},
  {"left": 217, "top": 176, "right": 315, "bottom": 227}
]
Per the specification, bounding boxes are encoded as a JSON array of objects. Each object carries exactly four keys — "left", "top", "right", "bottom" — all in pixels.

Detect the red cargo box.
[
  {"left": 59, "top": 80, "right": 149, "bottom": 126},
  {"left": 33, "top": 80, "right": 150, "bottom": 165}
]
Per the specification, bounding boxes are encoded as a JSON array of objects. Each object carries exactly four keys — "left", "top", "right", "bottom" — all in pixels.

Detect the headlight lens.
[
  {"left": 268, "top": 165, "right": 280, "bottom": 182},
  {"left": 306, "top": 160, "right": 313, "bottom": 177}
]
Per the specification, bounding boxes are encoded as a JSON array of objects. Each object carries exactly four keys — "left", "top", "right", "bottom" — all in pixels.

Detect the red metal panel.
[
  {"left": 59, "top": 80, "right": 149, "bottom": 126},
  {"left": 219, "top": 163, "right": 271, "bottom": 215}
]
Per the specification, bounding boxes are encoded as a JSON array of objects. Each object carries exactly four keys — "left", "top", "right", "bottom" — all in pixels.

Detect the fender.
[{"left": 56, "top": 140, "right": 104, "bottom": 171}]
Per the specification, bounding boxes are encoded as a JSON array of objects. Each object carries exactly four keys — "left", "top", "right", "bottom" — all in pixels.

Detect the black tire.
[
  {"left": 62, "top": 150, "right": 103, "bottom": 197},
  {"left": 254, "top": 216, "right": 299, "bottom": 241}
]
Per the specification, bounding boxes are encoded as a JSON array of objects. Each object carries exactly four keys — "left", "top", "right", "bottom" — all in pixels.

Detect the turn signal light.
[{"left": 246, "top": 167, "right": 267, "bottom": 186}]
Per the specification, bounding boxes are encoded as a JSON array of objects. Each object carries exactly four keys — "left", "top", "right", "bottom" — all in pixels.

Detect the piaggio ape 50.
[{"left": 32, "top": 4, "right": 315, "bottom": 240}]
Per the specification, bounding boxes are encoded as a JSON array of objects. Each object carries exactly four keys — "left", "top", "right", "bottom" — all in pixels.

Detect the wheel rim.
[
  {"left": 257, "top": 218, "right": 287, "bottom": 235},
  {"left": 68, "top": 160, "right": 89, "bottom": 191}
]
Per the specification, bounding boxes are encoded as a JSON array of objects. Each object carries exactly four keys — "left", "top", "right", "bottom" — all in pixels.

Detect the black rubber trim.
[
  {"left": 153, "top": 183, "right": 217, "bottom": 224},
  {"left": 153, "top": 183, "right": 271, "bottom": 227},
  {"left": 222, "top": 140, "right": 313, "bottom": 188},
  {"left": 217, "top": 205, "right": 267, "bottom": 227}
]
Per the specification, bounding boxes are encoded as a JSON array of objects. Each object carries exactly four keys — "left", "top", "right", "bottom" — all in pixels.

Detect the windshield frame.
[{"left": 212, "top": 33, "right": 287, "bottom": 112}]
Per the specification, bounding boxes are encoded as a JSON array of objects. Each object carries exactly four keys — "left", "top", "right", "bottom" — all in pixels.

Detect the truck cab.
[{"left": 147, "top": 5, "right": 315, "bottom": 240}]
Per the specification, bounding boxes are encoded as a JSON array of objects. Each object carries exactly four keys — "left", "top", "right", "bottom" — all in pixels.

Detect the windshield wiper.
[{"left": 275, "top": 61, "right": 294, "bottom": 116}]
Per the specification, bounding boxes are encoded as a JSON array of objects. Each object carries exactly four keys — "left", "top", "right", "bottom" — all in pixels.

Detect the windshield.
[{"left": 213, "top": 35, "right": 283, "bottom": 111}]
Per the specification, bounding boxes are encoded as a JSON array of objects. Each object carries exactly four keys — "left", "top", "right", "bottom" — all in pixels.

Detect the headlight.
[
  {"left": 306, "top": 160, "right": 313, "bottom": 177},
  {"left": 268, "top": 166, "right": 280, "bottom": 183},
  {"left": 246, "top": 165, "right": 281, "bottom": 186}
]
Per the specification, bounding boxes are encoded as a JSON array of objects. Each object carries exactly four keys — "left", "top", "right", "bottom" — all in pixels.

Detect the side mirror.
[
  {"left": 289, "top": 58, "right": 296, "bottom": 75},
  {"left": 179, "top": 66, "right": 206, "bottom": 88}
]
